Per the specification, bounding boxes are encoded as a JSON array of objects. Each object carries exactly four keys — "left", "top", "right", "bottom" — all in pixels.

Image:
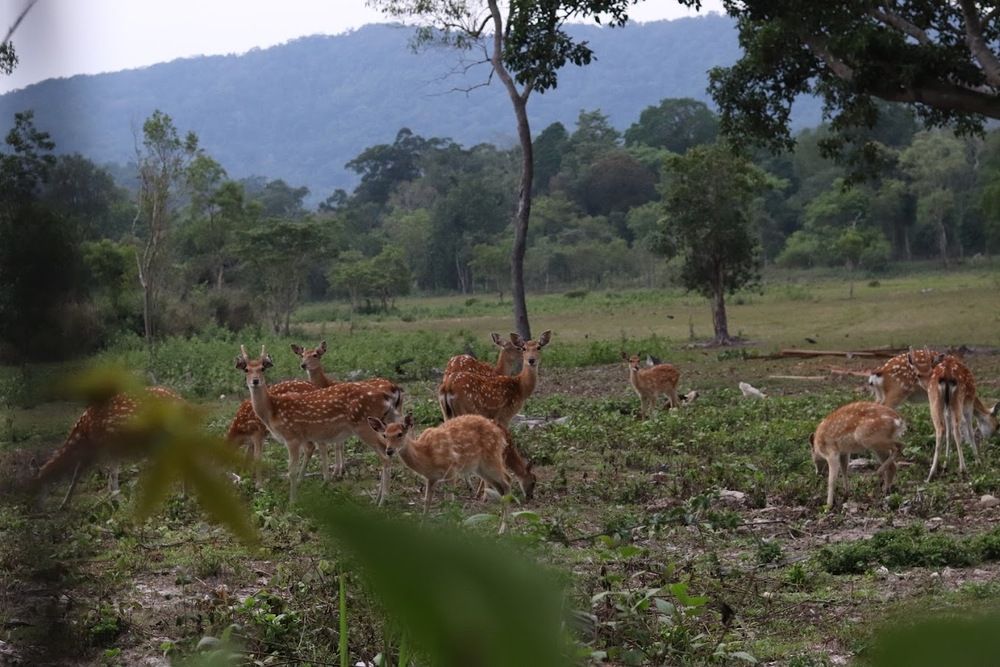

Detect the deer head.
[
  {"left": 291, "top": 340, "right": 327, "bottom": 372},
  {"left": 367, "top": 413, "right": 415, "bottom": 456},
  {"left": 512, "top": 330, "right": 551, "bottom": 369},
  {"left": 235, "top": 345, "right": 273, "bottom": 388}
]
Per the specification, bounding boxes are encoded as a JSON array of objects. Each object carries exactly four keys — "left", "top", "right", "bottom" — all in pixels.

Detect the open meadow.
[{"left": 3, "top": 266, "right": 1000, "bottom": 666}]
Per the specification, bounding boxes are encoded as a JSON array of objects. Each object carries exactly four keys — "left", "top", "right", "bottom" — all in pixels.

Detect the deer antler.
[
  {"left": 240, "top": 344, "right": 249, "bottom": 361},
  {"left": 260, "top": 345, "right": 267, "bottom": 359}
]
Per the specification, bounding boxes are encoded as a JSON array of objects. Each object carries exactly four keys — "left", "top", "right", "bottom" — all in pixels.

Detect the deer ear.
[
  {"left": 992, "top": 402, "right": 1000, "bottom": 418},
  {"left": 403, "top": 413, "right": 414, "bottom": 430},
  {"left": 933, "top": 353, "right": 945, "bottom": 365},
  {"left": 491, "top": 332, "right": 503, "bottom": 346},
  {"left": 290, "top": 344, "right": 304, "bottom": 356},
  {"left": 509, "top": 333, "right": 525, "bottom": 349},
  {"left": 367, "top": 417, "right": 386, "bottom": 433},
  {"left": 538, "top": 330, "right": 552, "bottom": 347},
  {"left": 235, "top": 356, "right": 247, "bottom": 371},
  {"left": 319, "top": 340, "right": 328, "bottom": 354},
  {"left": 809, "top": 432, "right": 815, "bottom": 446},
  {"left": 262, "top": 355, "right": 274, "bottom": 370}
]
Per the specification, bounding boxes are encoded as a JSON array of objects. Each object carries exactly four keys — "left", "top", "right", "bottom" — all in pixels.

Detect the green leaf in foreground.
[
  {"left": 306, "top": 494, "right": 569, "bottom": 667},
  {"left": 865, "top": 613, "right": 1000, "bottom": 667}
]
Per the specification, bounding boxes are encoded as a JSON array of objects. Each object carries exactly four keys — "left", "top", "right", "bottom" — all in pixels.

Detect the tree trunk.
[
  {"left": 711, "top": 263, "right": 730, "bottom": 344},
  {"left": 141, "top": 282, "right": 153, "bottom": 349},
  {"left": 937, "top": 220, "right": 949, "bottom": 268},
  {"left": 509, "top": 96, "right": 533, "bottom": 340},
  {"left": 216, "top": 265, "right": 225, "bottom": 291}
]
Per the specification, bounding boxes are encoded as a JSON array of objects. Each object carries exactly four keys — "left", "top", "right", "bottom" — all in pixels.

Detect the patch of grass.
[{"left": 816, "top": 525, "right": 1000, "bottom": 575}]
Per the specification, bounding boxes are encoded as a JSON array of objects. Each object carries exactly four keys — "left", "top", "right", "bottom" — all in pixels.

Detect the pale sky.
[{"left": 0, "top": 0, "right": 723, "bottom": 94}]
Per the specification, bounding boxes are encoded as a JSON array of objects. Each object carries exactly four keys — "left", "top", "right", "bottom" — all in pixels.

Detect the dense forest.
[
  {"left": 0, "top": 16, "right": 824, "bottom": 199},
  {"left": 2, "top": 90, "right": 1000, "bottom": 361}
]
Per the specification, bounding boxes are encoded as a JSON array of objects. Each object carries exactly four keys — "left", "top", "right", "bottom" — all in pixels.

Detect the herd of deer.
[{"left": 32, "top": 333, "right": 1000, "bottom": 517}]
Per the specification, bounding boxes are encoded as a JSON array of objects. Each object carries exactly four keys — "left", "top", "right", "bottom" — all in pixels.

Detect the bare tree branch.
[
  {"left": 2, "top": 0, "right": 37, "bottom": 47},
  {"left": 869, "top": 7, "right": 932, "bottom": 46},
  {"left": 959, "top": 0, "right": 1000, "bottom": 88},
  {"left": 802, "top": 35, "right": 855, "bottom": 81}
]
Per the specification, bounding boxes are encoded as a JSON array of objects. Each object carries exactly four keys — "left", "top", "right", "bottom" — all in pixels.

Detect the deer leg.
[
  {"left": 251, "top": 432, "right": 265, "bottom": 488},
  {"left": 825, "top": 455, "right": 840, "bottom": 508},
  {"left": 951, "top": 409, "right": 967, "bottom": 475},
  {"left": 840, "top": 453, "right": 850, "bottom": 496},
  {"left": 57, "top": 462, "right": 83, "bottom": 511},
  {"left": 423, "top": 479, "right": 437, "bottom": 514},
  {"left": 286, "top": 441, "right": 301, "bottom": 503},
  {"left": 107, "top": 464, "right": 120, "bottom": 494},
  {"left": 927, "top": 402, "right": 946, "bottom": 482},
  {"left": 963, "top": 407, "right": 981, "bottom": 464},
  {"left": 668, "top": 387, "right": 681, "bottom": 411},
  {"left": 376, "top": 456, "right": 391, "bottom": 507}
]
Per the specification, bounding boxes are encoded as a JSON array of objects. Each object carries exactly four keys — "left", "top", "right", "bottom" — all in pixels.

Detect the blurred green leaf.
[
  {"left": 306, "top": 493, "right": 569, "bottom": 667},
  {"left": 462, "top": 513, "right": 498, "bottom": 526},
  {"left": 865, "top": 614, "right": 1000, "bottom": 667}
]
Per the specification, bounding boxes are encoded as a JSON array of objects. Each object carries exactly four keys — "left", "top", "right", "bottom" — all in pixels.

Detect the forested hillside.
[{"left": 0, "top": 16, "right": 821, "bottom": 199}]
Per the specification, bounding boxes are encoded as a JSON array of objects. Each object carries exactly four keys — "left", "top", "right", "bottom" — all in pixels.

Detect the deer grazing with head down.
[
  {"left": 869, "top": 348, "right": 943, "bottom": 408},
  {"left": 621, "top": 352, "right": 681, "bottom": 418},
  {"left": 368, "top": 413, "right": 512, "bottom": 531},
  {"left": 438, "top": 331, "right": 551, "bottom": 428},
  {"left": 810, "top": 401, "right": 906, "bottom": 509},
  {"left": 921, "top": 355, "right": 999, "bottom": 481},
  {"left": 36, "top": 386, "right": 184, "bottom": 509},
  {"left": 235, "top": 345, "right": 399, "bottom": 503}
]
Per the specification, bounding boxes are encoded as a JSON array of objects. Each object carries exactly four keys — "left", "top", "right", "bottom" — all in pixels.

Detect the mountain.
[{"left": 0, "top": 15, "right": 821, "bottom": 201}]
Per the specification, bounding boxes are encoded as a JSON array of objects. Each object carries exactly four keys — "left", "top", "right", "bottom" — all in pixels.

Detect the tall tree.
[
  {"left": 657, "top": 144, "right": 769, "bottom": 344},
  {"left": 369, "top": 0, "right": 640, "bottom": 339},
  {"left": 706, "top": 0, "right": 1000, "bottom": 169},
  {"left": 624, "top": 97, "right": 719, "bottom": 154},
  {"left": 132, "top": 110, "right": 199, "bottom": 347}
]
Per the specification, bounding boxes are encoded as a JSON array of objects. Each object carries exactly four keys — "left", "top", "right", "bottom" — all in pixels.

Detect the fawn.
[
  {"left": 621, "top": 351, "right": 681, "bottom": 418},
  {"left": 36, "top": 386, "right": 183, "bottom": 509},
  {"left": 810, "top": 401, "right": 905, "bottom": 508},
  {"left": 438, "top": 331, "right": 551, "bottom": 427},
  {"left": 924, "top": 355, "right": 999, "bottom": 481},
  {"left": 869, "top": 348, "right": 943, "bottom": 407},
  {"left": 235, "top": 345, "right": 399, "bottom": 503},
  {"left": 367, "top": 413, "right": 512, "bottom": 531}
]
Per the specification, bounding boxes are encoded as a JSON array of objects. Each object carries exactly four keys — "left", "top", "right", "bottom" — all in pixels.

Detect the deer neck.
[
  {"left": 493, "top": 350, "right": 511, "bottom": 374},
  {"left": 396, "top": 433, "right": 428, "bottom": 476},
  {"left": 516, "top": 364, "right": 538, "bottom": 401},
  {"left": 306, "top": 366, "right": 336, "bottom": 388},
  {"left": 247, "top": 382, "right": 275, "bottom": 428}
]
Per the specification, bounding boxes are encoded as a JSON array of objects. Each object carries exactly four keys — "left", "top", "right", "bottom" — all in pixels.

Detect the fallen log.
[
  {"left": 768, "top": 375, "right": 826, "bottom": 381},
  {"left": 778, "top": 348, "right": 904, "bottom": 359}
]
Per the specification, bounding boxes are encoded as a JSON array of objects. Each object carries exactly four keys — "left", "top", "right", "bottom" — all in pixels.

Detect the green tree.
[
  {"left": 706, "top": 0, "right": 1000, "bottom": 168},
  {"left": 624, "top": 97, "right": 719, "bottom": 153},
  {"left": 132, "top": 110, "right": 199, "bottom": 346},
  {"left": 346, "top": 127, "right": 437, "bottom": 205},
  {"left": 657, "top": 144, "right": 770, "bottom": 344},
  {"left": 41, "top": 154, "right": 132, "bottom": 241},
  {"left": 532, "top": 121, "right": 569, "bottom": 195},
  {"left": 371, "top": 0, "right": 640, "bottom": 340}
]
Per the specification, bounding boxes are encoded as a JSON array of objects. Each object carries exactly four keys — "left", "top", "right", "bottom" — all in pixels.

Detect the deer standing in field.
[
  {"left": 810, "top": 401, "right": 906, "bottom": 509},
  {"left": 441, "top": 333, "right": 523, "bottom": 383},
  {"left": 367, "top": 413, "right": 512, "bottom": 531},
  {"left": 869, "top": 348, "right": 943, "bottom": 408},
  {"left": 621, "top": 352, "right": 681, "bottom": 418},
  {"left": 922, "top": 355, "right": 999, "bottom": 481},
  {"left": 36, "top": 386, "right": 184, "bottom": 509},
  {"left": 235, "top": 345, "right": 399, "bottom": 503},
  {"left": 438, "top": 331, "right": 551, "bottom": 428}
]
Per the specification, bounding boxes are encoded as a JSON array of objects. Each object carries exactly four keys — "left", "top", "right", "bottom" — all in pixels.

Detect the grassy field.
[{"left": 2, "top": 265, "right": 1000, "bottom": 665}]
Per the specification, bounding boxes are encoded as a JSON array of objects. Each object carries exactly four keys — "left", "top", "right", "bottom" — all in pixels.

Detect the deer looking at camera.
[
  {"left": 235, "top": 345, "right": 399, "bottom": 503},
  {"left": 438, "top": 331, "right": 551, "bottom": 428},
  {"left": 621, "top": 352, "right": 681, "bottom": 418},
  {"left": 36, "top": 386, "right": 184, "bottom": 509},
  {"left": 923, "top": 355, "right": 999, "bottom": 481},
  {"left": 441, "top": 333, "right": 523, "bottom": 388},
  {"left": 368, "top": 413, "right": 512, "bottom": 531},
  {"left": 291, "top": 340, "right": 404, "bottom": 414},
  {"left": 868, "top": 347, "right": 943, "bottom": 408},
  {"left": 811, "top": 401, "right": 906, "bottom": 509}
]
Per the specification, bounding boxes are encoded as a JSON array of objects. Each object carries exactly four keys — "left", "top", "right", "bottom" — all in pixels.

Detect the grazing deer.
[
  {"left": 367, "top": 413, "right": 512, "bottom": 531},
  {"left": 291, "top": 340, "right": 404, "bottom": 414},
  {"left": 869, "top": 348, "right": 943, "bottom": 408},
  {"left": 810, "top": 401, "right": 906, "bottom": 508},
  {"left": 621, "top": 352, "right": 681, "bottom": 418},
  {"left": 235, "top": 345, "right": 398, "bottom": 504},
  {"left": 924, "top": 356, "right": 999, "bottom": 481},
  {"left": 36, "top": 386, "right": 183, "bottom": 509},
  {"left": 438, "top": 331, "right": 552, "bottom": 428}
]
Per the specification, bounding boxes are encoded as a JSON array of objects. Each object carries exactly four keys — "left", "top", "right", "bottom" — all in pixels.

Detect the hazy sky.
[{"left": 0, "top": 0, "right": 723, "bottom": 94}]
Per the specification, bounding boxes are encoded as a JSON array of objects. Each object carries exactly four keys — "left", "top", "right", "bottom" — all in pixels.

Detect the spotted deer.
[
  {"left": 36, "top": 386, "right": 183, "bottom": 509},
  {"left": 810, "top": 401, "right": 906, "bottom": 508},
  {"left": 291, "top": 340, "right": 404, "bottom": 413},
  {"left": 235, "top": 345, "right": 399, "bottom": 503},
  {"left": 621, "top": 351, "right": 681, "bottom": 418},
  {"left": 869, "top": 348, "right": 943, "bottom": 408},
  {"left": 924, "top": 355, "right": 999, "bottom": 481},
  {"left": 367, "top": 413, "right": 512, "bottom": 531},
  {"left": 438, "top": 331, "right": 551, "bottom": 428},
  {"left": 226, "top": 379, "right": 317, "bottom": 479},
  {"left": 441, "top": 333, "right": 523, "bottom": 382}
]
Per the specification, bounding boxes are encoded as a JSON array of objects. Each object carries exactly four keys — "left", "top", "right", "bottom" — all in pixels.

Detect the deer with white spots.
[
  {"left": 36, "top": 386, "right": 184, "bottom": 509},
  {"left": 923, "top": 355, "right": 999, "bottom": 481},
  {"left": 810, "top": 401, "right": 906, "bottom": 509},
  {"left": 621, "top": 351, "right": 681, "bottom": 418},
  {"left": 235, "top": 345, "right": 400, "bottom": 503},
  {"left": 869, "top": 348, "right": 943, "bottom": 408},
  {"left": 438, "top": 331, "right": 551, "bottom": 428},
  {"left": 439, "top": 333, "right": 523, "bottom": 392},
  {"left": 367, "top": 413, "right": 512, "bottom": 531},
  {"left": 291, "top": 340, "right": 404, "bottom": 413}
]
